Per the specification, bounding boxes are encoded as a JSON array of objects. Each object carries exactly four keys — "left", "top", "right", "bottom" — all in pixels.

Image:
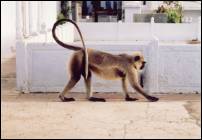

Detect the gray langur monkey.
[{"left": 52, "top": 19, "right": 159, "bottom": 102}]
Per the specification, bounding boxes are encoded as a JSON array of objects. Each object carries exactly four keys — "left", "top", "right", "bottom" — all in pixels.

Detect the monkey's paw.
[
  {"left": 88, "top": 97, "right": 106, "bottom": 102},
  {"left": 59, "top": 95, "right": 75, "bottom": 102},
  {"left": 147, "top": 96, "right": 159, "bottom": 102},
  {"left": 125, "top": 97, "right": 138, "bottom": 101}
]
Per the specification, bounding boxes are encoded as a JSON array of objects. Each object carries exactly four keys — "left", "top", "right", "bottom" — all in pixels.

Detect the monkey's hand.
[
  {"left": 125, "top": 96, "right": 138, "bottom": 101},
  {"left": 147, "top": 96, "right": 159, "bottom": 102}
]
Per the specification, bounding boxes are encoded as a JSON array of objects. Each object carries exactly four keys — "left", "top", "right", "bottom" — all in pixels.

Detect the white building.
[{"left": 1, "top": 1, "right": 58, "bottom": 59}]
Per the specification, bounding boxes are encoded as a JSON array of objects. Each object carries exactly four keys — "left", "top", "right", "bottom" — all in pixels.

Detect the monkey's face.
[{"left": 133, "top": 52, "right": 146, "bottom": 70}]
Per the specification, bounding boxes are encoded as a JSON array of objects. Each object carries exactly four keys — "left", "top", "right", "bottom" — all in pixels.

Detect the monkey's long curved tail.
[{"left": 52, "top": 19, "right": 88, "bottom": 79}]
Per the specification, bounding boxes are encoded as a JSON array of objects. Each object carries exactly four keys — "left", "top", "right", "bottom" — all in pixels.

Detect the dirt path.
[{"left": 1, "top": 93, "right": 201, "bottom": 139}]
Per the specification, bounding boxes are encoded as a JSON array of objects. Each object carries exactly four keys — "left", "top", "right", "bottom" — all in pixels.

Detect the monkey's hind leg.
[
  {"left": 59, "top": 76, "right": 80, "bottom": 102},
  {"left": 59, "top": 52, "right": 83, "bottom": 102},
  {"left": 122, "top": 77, "right": 138, "bottom": 101},
  {"left": 83, "top": 71, "right": 106, "bottom": 102}
]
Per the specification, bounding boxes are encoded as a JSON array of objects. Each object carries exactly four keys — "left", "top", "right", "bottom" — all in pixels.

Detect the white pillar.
[
  {"left": 150, "top": 17, "right": 159, "bottom": 40},
  {"left": 144, "top": 39, "right": 159, "bottom": 93},
  {"left": 150, "top": 17, "right": 155, "bottom": 39},
  {"left": 198, "top": 16, "right": 201, "bottom": 41},
  {"left": 29, "top": 1, "right": 34, "bottom": 35},
  {"left": 123, "top": 1, "right": 141, "bottom": 22},
  {"left": 56, "top": 1, "right": 61, "bottom": 15},
  {"left": 68, "top": 1, "right": 72, "bottom": 20},
  {"left": 37, "top": 1, "right": 44, "bottom": 33},
  {"left": 75, "top": 2, "right": 81, "bottom": 22},
  {"left": 16, "top": 1, "right": 23, "bottom": 40},
  {"left": 37, "top": 1, "right": 41, "bottom": 33},
  {"left": 29, "top": 1, "right": 38, "bottom": 35},
  {"left": 144, "top": 17, "right": 159, "bottom": 93},
  {"left": 40, "top": 1, "right": 47, "bottom": 33},
  {"left": 22, "top": 1, "right": 29, "bottom": 37}
]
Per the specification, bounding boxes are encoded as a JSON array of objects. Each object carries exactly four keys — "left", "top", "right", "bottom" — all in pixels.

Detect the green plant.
[
  {"left": 57, "top": 3, "right": 71, "bottom": 24},
  {"left": 57, "top": 12, "right": 66, "bottom": 20},
  {"left": 156, "top": 1, "right": 182, "bottom": 23},
  {"left": 57, "top": 12, "right": 67, "bottom": 24},
  {"left": 166, "top": 8, "right": 182, "bottom": 23},
  {"left": 56, "top": 1, "right": 72, "bottom": 24}
]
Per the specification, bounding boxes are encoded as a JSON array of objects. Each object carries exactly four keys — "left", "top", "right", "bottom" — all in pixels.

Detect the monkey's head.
[{"left": 133, "top": 52, "right": 146, "bottom": 70}]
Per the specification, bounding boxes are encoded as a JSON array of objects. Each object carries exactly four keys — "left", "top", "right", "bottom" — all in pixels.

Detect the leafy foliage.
[{"left": 156, "top": 1, "right": 182, "bottom": 23}]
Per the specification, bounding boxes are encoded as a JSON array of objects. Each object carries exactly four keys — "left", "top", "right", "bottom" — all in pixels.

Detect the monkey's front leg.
[
  {"left": 122, "top": 78, "right": 138, "bottom": 101},
  {"left": 127, "top": 68, "right": 159, "bottom": 102}
]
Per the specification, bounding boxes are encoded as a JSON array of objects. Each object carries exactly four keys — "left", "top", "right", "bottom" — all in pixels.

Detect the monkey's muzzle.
[{"left": 140, "top": 61, "right": 146, "bottom": 70}]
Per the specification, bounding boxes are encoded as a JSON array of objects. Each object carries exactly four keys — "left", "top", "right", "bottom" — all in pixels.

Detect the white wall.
[
  {"left": 1, "top": 1, "right": 16, "bottom": 59},
  {"left": 74, "top": 22, "right": 200, "bottom": 41},
  {"left": 16, "top": 39, "right": 201, "bottom": 93},
  {"left": 153, "top": 23, "right": 198, "bottom": 41},
  {"left": 74, "top": 23, "right": 152, "bottom": 41},
  {"left": 158, "top": 44, "right": 201, "bottom": 93}
]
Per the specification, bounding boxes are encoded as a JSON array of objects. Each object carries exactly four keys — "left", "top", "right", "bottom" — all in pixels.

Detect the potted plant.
[{"left": 156, "top": 1, "right": 182, "bottom": 23}]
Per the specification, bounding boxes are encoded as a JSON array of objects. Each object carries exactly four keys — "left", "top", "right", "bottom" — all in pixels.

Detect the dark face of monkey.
[
  {"left": 133, "top": 52, "right": 146, "bottom": 70},
  {"left": 140, "top": 61, "right": 146, "bottom": 70}
]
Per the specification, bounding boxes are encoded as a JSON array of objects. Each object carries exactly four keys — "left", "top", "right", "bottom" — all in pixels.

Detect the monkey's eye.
[{"left": 134, "top": 56, "right": 140, "bottom": 61}]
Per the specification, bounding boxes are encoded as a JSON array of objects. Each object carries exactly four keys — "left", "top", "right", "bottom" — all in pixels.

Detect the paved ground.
[{"left": 1, "top": 56, "right": 201, "bottom": 139}]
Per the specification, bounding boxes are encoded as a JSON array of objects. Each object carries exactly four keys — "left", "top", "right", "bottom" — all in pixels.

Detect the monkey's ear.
[{"left": 134, "top": 56, "right": 140, "bottom": 61}]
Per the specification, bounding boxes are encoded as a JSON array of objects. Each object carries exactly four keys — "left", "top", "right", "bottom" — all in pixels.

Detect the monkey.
[{"left": 52, "top": 19, "right": 159, "bottom": 102}]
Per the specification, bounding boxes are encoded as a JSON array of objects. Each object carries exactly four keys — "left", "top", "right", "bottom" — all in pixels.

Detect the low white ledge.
[{"left": 16, "top": 34, "right": 201, "bottom": 94}]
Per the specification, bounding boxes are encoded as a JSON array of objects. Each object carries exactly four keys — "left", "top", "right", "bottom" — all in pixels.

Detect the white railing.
[
  {"left": 16, "top": 1, "right": 58, "bottom": 40},
  {"left": 74, "top": 17, "right": 201, "bottom": 42},
  {"left": 15, "top": 0, "right": 201, "bottom": 43}
]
